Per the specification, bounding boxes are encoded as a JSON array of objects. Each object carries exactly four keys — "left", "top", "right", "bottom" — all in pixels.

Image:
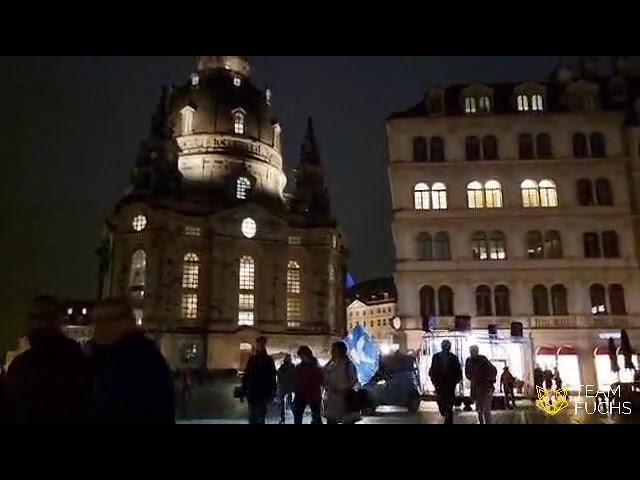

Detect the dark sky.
[{"left": 1, "top": 55, "right": 566, "bottom": 352}]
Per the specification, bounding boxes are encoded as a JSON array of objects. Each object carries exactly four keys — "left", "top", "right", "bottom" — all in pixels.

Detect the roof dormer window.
[
  {"left": 479, "top": 96, "right": 492, "bottom": 113},
  {"left": 232, "top": 108, "right": 246, "bottom": 135},
  {"left": 465, "top": 97, "right": 477, "bottom": 114}
]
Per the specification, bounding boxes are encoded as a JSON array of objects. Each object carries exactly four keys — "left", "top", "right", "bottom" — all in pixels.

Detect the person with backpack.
[
  {"left": 428, "top": 340, "right": 462, "bottom": 424},
  {"left": 465, "top": 345, "right": 497, "bottom": 424}
]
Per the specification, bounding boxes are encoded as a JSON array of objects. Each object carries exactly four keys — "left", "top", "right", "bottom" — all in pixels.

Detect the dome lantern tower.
[{"left": 197, "top": 56, "right": 251, "bottom": 78}]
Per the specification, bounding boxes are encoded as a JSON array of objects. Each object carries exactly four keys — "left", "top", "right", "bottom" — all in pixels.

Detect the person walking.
[
  {"left": 3, "top": 296, "right": 93, "bottom": 424},
  {"left": 534, "top": 365, "right": 544, "bottom": 391},
  {"left": 500, "top": 366, "right": 517, "bottom": 409},
  {"left": 324, "top": 341, "right": 360, "bottom": 424},
  {"left": 428, "top": 340, "right": 462, "bottom": 424},
  {"left": 241, "top": 336, "right": 276, "bottom": 424},
  {"left": 543, "top": 367, "right": 554, "bottom": 390},
  {"left": 87, "top": 297, "right": 175, "bottom": 424},
  {"left": 553, "top": 366, "right": 563, "bottom": 390},
  {"left": 465, "top": 345, "right": 497, "bottom": 425},
  {"left": 276, "top": 354, "right": 296, "bottom": 424},
  {"left": 292, "top": 346, "right": 325, "bottom": 424}
]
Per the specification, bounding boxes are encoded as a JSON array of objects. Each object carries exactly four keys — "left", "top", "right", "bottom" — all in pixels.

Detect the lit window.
[
  {"left": 238, "top": 311, "right": 254, "bottom": 327},
  {"left": 288, "top": 236, "right": 301, "bottom": 246},
  {"left": 233, "top": 75, "right": 242, "bottom": 87},
  {"left": 236, "top": 177, "right": 251, "bottom": 200},
  {"left": 132, "top": 215, "right": 147, "bottom": 232},
  {"left": 484, "top": 180, "right": 503, "bottom": 208},
  {"left": 287, "top": 298, "right": 301, "bottom": 324},
  {"left": 82, "top": 308, "right": 88, "bottom": 315},
  {"left": 239, "top": 256, "right": 255, "bottom": 326},
  {"left": 539, "top": 180, "right": 558, "bottom": 207},
  {"left": 517, "top": 94, "right": 529, "bottom": 112},
  {"left": 182, "top": 253, "right": 200, "bottom": 289},
  {"left": 129, "top": 250, "right": 146, "bottom": 291},
  {"left": 265, "top": 88, "right": 272, "bottom": 105},
  {"left": 67, "top": 307, "right": 73, "bottom": 315},
  {"left": 431, "top": 183, "right": 448, "bottom": 210},
  {"left": 233, "top": 111, "right": 245, "bottom": 135},
  {"left": 287, "top": 261, "right": 301, "bottom": 294},
  {"left": 181, "top": 106, "right": 196, "bottom": 135},
  {"left": 181, "top": 293, "right": 198, "bottom": 319},
  {"left": 521, "top": 180, "right": 540, "bottom": 208},
  {"left": 134, "top": 309, "right": 143, "bottom": 326},
  {"left": 414, "top": 183, "right": 430, "bottom": 210},
  {"left": 531, "top": 94, "right": 544, "bottom": 111},
  {"left": 465, "top": 97, "right": 477, "bottom": 114},
  {"left": 479, "top": 96, "right": 492, "bottom": 113},
  {"left": 472, "top": 232, "right": 489, "bottom": 260},
  {"left": 273, "top": 124, "right": 281, "bottom": 151},
  {"left": 239, "top": 293, "right": 254, "bottom": 310},
  {"left": 190, "top": 74, "right": 200, "bottom": 87},
  {"left": 241, "top": 218, "right": 257, "bottom": 239},
  {"left": 239, "top": 256, "right": 255, "bottom": 290},
  {"left": 489, "top": 231, "right": 507, "bottom": 260},
  {"left": 332, "top": 235, "right": 338, "bottom": 249},
  {"left": 467, "top": 181, "right": 484, "bottom": 209},
  {"left": 184, "top": 226, "right": 201, "bottom": 237}
]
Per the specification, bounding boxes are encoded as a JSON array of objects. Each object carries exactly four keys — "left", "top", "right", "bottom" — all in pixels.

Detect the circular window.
[
  {"left": 132, "top": 215, "right": 147, "bottom": 232},
  {"left": 241, "top": 218, "right": 257, "bottom": 239}
]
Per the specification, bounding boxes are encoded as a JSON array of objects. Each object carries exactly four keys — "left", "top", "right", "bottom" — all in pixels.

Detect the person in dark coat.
[
  {"left": 87, "top": 298, "right": 175, "bottom": 424},
  {"left": 276, "top": 354, "right": 296, "bottom": 424},
  {"left": 3, "top": 296, "right": 93, "bottom": 424},
  {"left": 428, "top": 340, "right": 462, "bottom": 424},
  {"left": 241, "top": 336, "right": 276, "bottom": 424},
  {"left": 465, "top": 345, "right": 497, "bottom": 425},
  {"left": 292, "top": 346, "right": 325, "bottom": 425},
  {"left": 543, "top": 368, "right": 554, "bottom": 390},
  {"left": 500, "top": 366, "right": 517, "bottom": 409},
  {"left": 534, "top": 365, "right": 544, "bottom": 391}
]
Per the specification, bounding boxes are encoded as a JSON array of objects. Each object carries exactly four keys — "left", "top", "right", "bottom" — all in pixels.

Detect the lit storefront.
[
  {"left": 594, "top": 346, "right": 639, "bottom": 390},
  {"left": 534, "top": 345, "right": 581, "bottom": 392}
]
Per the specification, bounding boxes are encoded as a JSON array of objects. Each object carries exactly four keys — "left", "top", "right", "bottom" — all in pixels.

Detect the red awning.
[
  {"left": 557, "top": 345, "right": 577, "bottom": 355},
  {"left": 536, "top": 346, "right": 558, "bottom": 356}
]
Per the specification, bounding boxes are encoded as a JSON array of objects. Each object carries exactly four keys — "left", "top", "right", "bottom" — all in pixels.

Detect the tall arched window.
[
  {"left": 539, "top": 180, "right": 558, "bottom": 207},
  {"left": 287, "top": 261, "right": 302, "bottom": 326},
  {"left": 584, "top": 232, "right": 601, "bottom": 258},
  {"left": 517, "top": 94, "right": 529, "bottom": 112},
  {"left": 479, "top": 96, "right": 492, "bottom": 113},
  {"left": 233, "top": 110, "right": 246, "bottom": 135},
  {"left": 521, "top": 180, "right": 540, "bottom": 208},
  {"left": 484, "top": 180, "right": 503, "bottom": 208},
  {"left": 482, "top": 135, "right": 498, "bottom": 160},
  {"left": 602, "top": 231, "right": 620, "bottom": 258},
  {"left": 609, "top": 284, "right": 627, "bottom": 315},
  {"left": 438, "top": 286, "right": 454, "bottom": 316},
  {"left": 495, "top": 285, "right": 511, "bottom": 316},
  {"left": 414, "top": 183, "right": 430, "bottom": 210},
  {"left": 467, "top": 181, "right": 484, "bottom": 209},
  {"left": 181, "top": 106, "right": 196, "bottom": 135},
  {"left": 236, "top": 177, "right": 251, "bottom": 200},
  {"left": 590, "top": 284, "right": 607, "bottom": 315},
  {"left": 545, "top": 230, "right": 563, "bottom": 259},
  {"left": 590, "top": 132, "right": 606, "bottom": 157},
  {"left": 489, "top": 231, "right": 507, "bottom": 260},
  {"left": 573, "top": 133, "right": 588, "bottom": 158},
  {"left": 472, "top": 232, "right": 489, "bottom": 260},
  {"left": 431, "top": 182, "right": 447, "bottom": 210},
  {"left": 434, "top": 232, "right": 451, "bottom": 260},
  {"left": 420, "top": 286, "right": 436, "bottom": 319},
  {"left": 531, "top": 94, "right": 544, "bottom": 112},
  {"left": 465, "top": 97, "right": 477, "bottom": 114},
  {"left": 182, "top": 253, "right": 200, "bottom": 289},
  {"left": 238, "top": 256, "right": 255, "bottom": 326},
  {"left": 577, "top": 179, "right": 594, "bottom": 206},
  {"left": 466, "top": 136, "right": 481, "bottom": 161},
  {"left": 536, "top": 133, "right": 552, "bottom": 159},
  {"left": 532, "top": 285, "right": 550, "bottom": 316},
  {"left": 526, "top": 231, "right": 544, "bottom": 259},
  {"left": 417, "top": 232, "right": 433, "bottom": 260},
  {"left": 551, "top": 284, "right": 568, "bottom": 315},
  {"left": 476, "top": 285, "right": 493, "bottom": 316},
  {"left": 430, "top": 137, "right": 445, "bottom": 162},
  {"left": 519, "top": 134, "right": 534, "bottom": 159},
  {"left": 129, "top": 250, "right": 146, "bottom": 300},
  {"left": 413, "top": 137, "right": 428, "bottom": 162},
  {"left": 595, "top": 178, "right": 613, "bottom": 205},
  {"left": 273, "top": 124, "right": 282, "bottom": 151}
]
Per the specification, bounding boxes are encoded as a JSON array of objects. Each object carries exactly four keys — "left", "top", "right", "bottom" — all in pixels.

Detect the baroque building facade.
[
  {"left": 98, "top": 56, "right": 348, "bottom": 371},
  {"left": 387, "top": 56, "right": 640, "bottom": 391}
]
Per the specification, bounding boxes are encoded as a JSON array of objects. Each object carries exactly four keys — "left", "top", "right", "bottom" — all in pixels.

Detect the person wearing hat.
[
  {"left": 429, "top": 339, "right": 462, "bottom": 424},
  {"left": 240, "top": 336, "right": 276, "bottom": 424}
]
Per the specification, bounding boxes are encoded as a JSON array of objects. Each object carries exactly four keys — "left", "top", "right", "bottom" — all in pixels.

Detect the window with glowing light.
[
  {"left": 539, "top": 180, "right": 558, "bottom": 207},
  {"left": 184, "top": 226, "right": 201, "bottom": 237},
  {"left": 129, "top": 250, "right": 146, "bottom": 293},
  {"left": 181, "top": 293, "right": 198, "bottom": 319},
  {"left": 134, "top": 309, "right": 143, "bottom": 326},
  {"left": 414, "top": 183, "right": 430, "bottom": 210},
  {"left": 590, "top": 284, "right": 607, "bottom": 315},
  {"left": 233, "top": 75, "right": 242, "bottom": 87},
  {"left": 488, "top": 231, "right": 507, "bottom": 260},
  {"left": 273, "top": 124, "right": 281, "bottom": 151},
  {"left": 287, "top": 298, "right": 301, "bottom": 325},
  {"left": 431, "top": 183, "right": 447, "bottom": 210},
  {"left": 484, "top": 180, "right": 503, "bottom": 208},
  {"left": 182, "top": 253, "right": 200, "bottom": 289},
  {"left": 531, "top": 94, "right": 544, "bottom": 111},
  {"left": 467, "top": 181, "right": 484, "bottom": 209},
  {"left": 288, "top": 236, "right": 301, "bottom": 246},
  {"left": 181, "top": 106, "right": 196, "bottom": 135},
  {"left": 237, "top": 177, "right": 251, "bottom": 200},
  {"left": 517, "top": 94, "right": 529, "bottom": 112},
  {"left": 287, "top": 261, "right": 301, "bottom": 294},
  {"left": 238, "top": 256, "right": 255, "bottom": 326},
  {"left": 521, "top": 180, "right": 540, "bottom": 208},
  {"left": 479, "top": 96, "right": 492, "bottom": 113},
  {"left": 241, "top": 218, "right": 257, "bottom": 238},
  {"left": 233, "top": 111, "right": 245, "bottom": 135},
  {"left": 132, "top": 215, "right": 147, "bottom": 232},
  {"left": 464, "top": 97, "right": 477, "bottom": 114}
]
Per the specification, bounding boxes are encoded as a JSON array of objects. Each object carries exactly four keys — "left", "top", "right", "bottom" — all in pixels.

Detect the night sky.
[{"left": 2, "top": 56, "right": 570, "bottom": 353}]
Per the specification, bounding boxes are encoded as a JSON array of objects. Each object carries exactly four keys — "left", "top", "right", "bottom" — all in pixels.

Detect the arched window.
[
  {"left": 519, "top": 134, "right": 534, "bottom": 160},
  {"left": 482, "top": 135, "right": 498, "bottom": 160},
  {"left": 602, "top": 231, "right": 620, "bottom": 258},
  {"left": 181, "top": 106, "right": 196, "bottom": 135},
  {"left": 476, "top": 285, "right": 493, "bottom": 316},
  {"left": 466, "top": 136, "right": 481, "bottom": 161},
  {"left": 517, "top": 94, "right": 529, "bottom": 112},
  {"left": 414, "top": 183, "right": 430, "bottom": 210},
  {"left": 472, "top": 232, "right": 489, "bottom": 260},
  {"left": 495, "top": 285, "right": 511, "bottom": 316},
  {"left": 526, "top": 231, "right": 544, "bottom": 259},
  {"left": 182, "top": 253, "right": 200, "bottom": 289},
  {"left": 573, "top": 133, "right": 588, "bottom": 158},
  {"left": 551, "top": 284, "right": 568, "bottom": 315},
  {"left": 287, "top": 261, "right": 302, "bottom": 326},
  {"left": 467, "top": 181, "right": 484, "bottom": 209},
  {"left": 413, "top": 137, "right": 428, "bottom": 162},
  {"left": 595, "top": 178, "right": 613, "bottom": 205},
  {"left": 465, "top": 97, "right": 477, "bottom": 114},
  {"left": 417, "top": 232, "right": 433, "bottom": 260},
  {"left": 539, "top": 180, "right": 558, "bottom": 207},
  {"left": 590, "top": 284, "right": 607, "bottom": 315},
  {"left": 531, "top": 94, "right": 544, "bottom": 112},
  {"left": 233, "top": 111, "right": 245, "bottom": 135},
  {"left": 484, "top": 180, "right": 503, "bottom": 208},
  {"left": 431, "top": 182, "right": 447, "bottom": 210},
  {"left": 577, "top": 179, "right": 594, "bottom": 206},
  {"left": 434, "top": 232, "right": 451, "bottom": 260},
  {"left": 430, "top": 137, "right": 445, "bottom": 162},
  {"left": 438, "top": 286, "right": 454, "bottom": 316},
  {"left": 420, "top": 286, "right": 436, "bottom": 319},
  {"left": 181, "top": 293, "right": 198, "bottom": 319},
  {"left": 584, "top": 232, "right": 601, "bottom": 258},
  {"left": 287, "top": 261, "right": 301, "bottom": 294},
  {"left": 273, "top": 124, "right": 282, "bottom": 151},
  {"left": 532, "top": 285, "right": 550, "bottom": 316},
  {"left": 479, "top": 96, "right": 492, "bottom": 113},
  {"left": 238, "top": 256, "right": 255, "bottom": 326},
  {"left": 544, "top": 230, "right": 563, "bottom": 259},
  {"left": 590, "top": 132, "right": 606, "bottom": 158},
  {"left": 129, "top": 250, "right": 146, "bottom": 291},
  {"left": 609, "top": 284, "right": 627, "bottom": 315},
  {"left": 536, "top": 133, "right": 552, "bottom": 159},
  {"left": 489, "top": 231, "right": 507, "bottom": 260},
  {"left": 521, "top": 180, "right": 540, "bottom": 208},
  {"left": 236, "top": 177, "right": 251, "bottom": 200}
]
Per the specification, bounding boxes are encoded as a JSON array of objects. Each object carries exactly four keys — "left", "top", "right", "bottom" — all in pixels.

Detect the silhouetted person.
[
  {"left": 86, "top": 298, "right": 175, "bottom": 424},
  {"left": 3, "top": 296, "right": 92, "bottom": 424},
  {"left": 428, "top": 340, "right": 462, "bottom": 424},
  {"left": 241, "top": 336, "right": 276, "bottom": 424},
  {"left": 293, "top": 346, "right": 325, "bottom": 425},
  {"left": 181, "top": 370, "right": 193, "bottom": 407},
  {"left": 500, "top": 366, "right": 517, "bottom": 409},
  {"left": 534, "top": 365, "right": 544, "bottom": 391},
  {"left": 276, "top": 354, "right": 296, "bottom": 424},
  {"left": 543, "top": 368, "right": 554, "bottom": 390},
  {"left": 553, "top": 367, "right": 563, "bottom": 390},
  {"left": 465, "top": 345, "right": 497, "bottom": 424},
  {"left": 324, "top": 341, "right": 360, "bottom": 424}
]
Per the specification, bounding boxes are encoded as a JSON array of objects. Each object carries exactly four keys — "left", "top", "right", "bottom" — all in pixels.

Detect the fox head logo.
[{"left": 536, "top": 386, "right": 569, "bottom": 416}]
